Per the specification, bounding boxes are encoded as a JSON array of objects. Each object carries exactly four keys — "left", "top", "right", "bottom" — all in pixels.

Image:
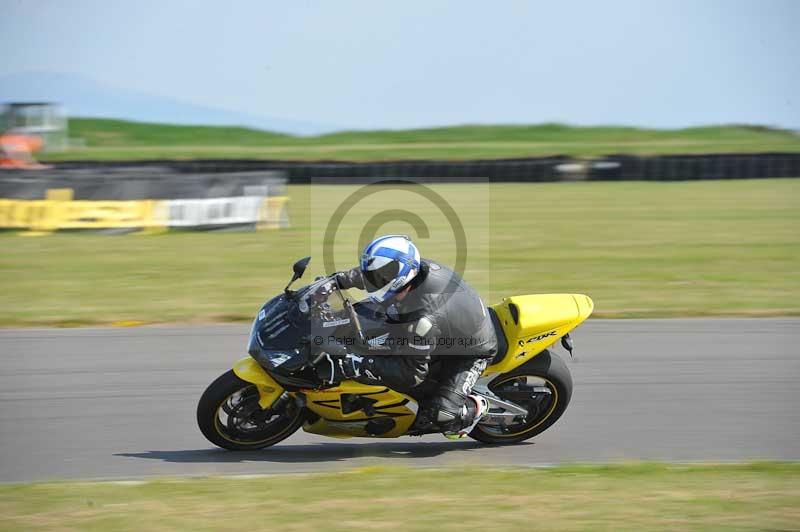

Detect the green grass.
[
  {"left": 1, "top": 179, "right": 798, "bottom": 327},
  {"left": 1, "top": 463, "right": 798, "bottom": 531},
  {"left": 41, "top": 118, "right": 800, "bottom": 161}
]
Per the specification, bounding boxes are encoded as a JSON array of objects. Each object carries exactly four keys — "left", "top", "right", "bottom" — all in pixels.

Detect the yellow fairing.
[
  {"left": 302, "top": 382, "right": 418, "bottom": 438},
  {"left": 232, "top": 357, "right": 285, "bottom": 409},
  {"left": 486, "top": 293, "right": 594, "bottom": 375},
  {"left": 233, "top": 357, "right": 417, "bottom": 438}
]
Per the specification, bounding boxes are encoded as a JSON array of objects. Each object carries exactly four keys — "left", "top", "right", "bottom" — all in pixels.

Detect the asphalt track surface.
[{"left": 1, "top": 319, "right": 798, "bottom": 482}]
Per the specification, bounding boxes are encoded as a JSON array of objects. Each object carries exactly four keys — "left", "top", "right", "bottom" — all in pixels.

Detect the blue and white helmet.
[{"left": 360, "top": 235, "right": 421, "bottom": 303}]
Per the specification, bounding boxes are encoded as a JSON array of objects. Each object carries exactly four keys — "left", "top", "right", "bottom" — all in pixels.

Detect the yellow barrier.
[
  {"left": 257, "top": 195, "right": 290, "bottom": 230},
  {"left": 0, "top": 199, "right": 165, "bottom": 233},
  {"left": 57, "top": 200, "right": 164, "bottom": 230},
  {"left": 0, "top": 200, "right": 53, "bottom": 231},
  {"left": 0, "top": 194, "right": 289, "bottom": 234}
]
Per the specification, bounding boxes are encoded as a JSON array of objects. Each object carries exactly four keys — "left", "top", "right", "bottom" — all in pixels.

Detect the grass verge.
[
  {"left": 41, "top": 119, "right": 800, "bottom": 161},
  {"left": 1, "top": 180, "right": 798, "bottom": 326},
  {"left": 1, "top": 463, "right": 798, "bottom": 531}
]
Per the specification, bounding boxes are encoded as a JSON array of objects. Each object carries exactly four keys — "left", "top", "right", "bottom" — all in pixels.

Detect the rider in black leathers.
[{"left": 318, "top": 236, "right": 498, "bottom": 435}]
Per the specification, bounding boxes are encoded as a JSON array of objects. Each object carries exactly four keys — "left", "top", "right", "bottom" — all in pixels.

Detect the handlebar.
[{"left": 306, "top": 275, "right": 368, "bottom": 366}]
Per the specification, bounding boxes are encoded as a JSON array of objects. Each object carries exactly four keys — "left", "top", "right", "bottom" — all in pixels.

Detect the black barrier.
[
  {"left": 587, "top": 153, "right": 800, "bottom": 181},
  {"left": 46, "top": 157, "right": 571, "bottom": 183},
  {"left": 12, "top": 152, "right": 800, "bottom": 185},
  {"left": 0, "top": 168, "right": 286, "bottom": 200}
]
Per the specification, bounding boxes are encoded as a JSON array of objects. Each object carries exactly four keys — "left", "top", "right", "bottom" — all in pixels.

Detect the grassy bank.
[
  {"left": 1, "top": 463, "right": 798, "bottom": 531},
  {"left": 1, "top": 179, "right": 798, "bottom": 326},
  {"left": 41, "top": 119, "right": 800, "bottom": 161}
]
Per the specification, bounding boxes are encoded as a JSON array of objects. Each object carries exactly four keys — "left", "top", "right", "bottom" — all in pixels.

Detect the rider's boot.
[{"left": 444, "top": 394, "right": 489, "bottom": 440}]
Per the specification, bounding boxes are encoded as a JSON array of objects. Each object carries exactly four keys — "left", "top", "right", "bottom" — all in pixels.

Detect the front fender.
[{"left": 232, "top": 357, "right": 285, "bottom": 409}]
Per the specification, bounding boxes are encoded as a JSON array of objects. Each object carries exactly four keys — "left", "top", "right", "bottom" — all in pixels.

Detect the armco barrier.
[{"left": 47, "top": 152, "right": 800, "bottom": 183}]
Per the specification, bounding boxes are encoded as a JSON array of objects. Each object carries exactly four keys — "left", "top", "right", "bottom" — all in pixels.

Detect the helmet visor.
[{"left": 362, "top": 261, "right": 400, "bottom": 293}]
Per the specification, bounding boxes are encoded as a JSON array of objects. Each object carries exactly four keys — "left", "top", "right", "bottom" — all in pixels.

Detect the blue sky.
[{"left": 1, "top": 0, "right": 798, "bottom": 132}]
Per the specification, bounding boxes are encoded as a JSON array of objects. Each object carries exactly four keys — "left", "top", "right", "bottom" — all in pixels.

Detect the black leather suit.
[{"left": 336, "top": 259, "right": 498, "bottom": 432}]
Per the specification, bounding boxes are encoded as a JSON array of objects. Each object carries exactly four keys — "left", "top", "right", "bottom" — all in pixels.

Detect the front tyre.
[
  {"left": 197, "top": 370, "right": 304, "bottom": 451},
  {"left": 469, "top": 349, "right": 573, "bottom": 444}
]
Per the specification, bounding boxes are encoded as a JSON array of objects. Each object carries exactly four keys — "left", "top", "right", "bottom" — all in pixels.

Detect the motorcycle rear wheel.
[
  {"left": 469, "top": 349, "right": 572, "bottom": 444},
  {"left": 197, "top": 370, "right": 305, "bottom": 450}
]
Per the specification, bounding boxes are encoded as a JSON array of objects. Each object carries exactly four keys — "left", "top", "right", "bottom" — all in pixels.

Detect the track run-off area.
[{"left": 0, "top": 318, "right": 797, "bottom": 483}]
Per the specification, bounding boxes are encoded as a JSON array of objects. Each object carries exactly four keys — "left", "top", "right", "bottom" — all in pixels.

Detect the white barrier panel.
[{"left": 166, "top": 196, "right": 263, "bottom": 227}]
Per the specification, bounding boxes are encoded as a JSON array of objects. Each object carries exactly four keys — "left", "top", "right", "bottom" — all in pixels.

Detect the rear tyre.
[
  {"left": 197, "top": 370, "right": 304, "bottom": 451},
  {"left": 468, "top": 349, "right": 572, "bottom": 444}
]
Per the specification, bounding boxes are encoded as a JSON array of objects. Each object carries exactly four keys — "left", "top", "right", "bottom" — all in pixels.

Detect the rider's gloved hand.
[
  {"left": 338, "top": 353, "right": 364, "bottom": 379},
  {"left": 334, "top": 268, "right": 365, "bottom": 291},
  {"left": 314, "top": 344, "right": 364, "bottom": 384}
]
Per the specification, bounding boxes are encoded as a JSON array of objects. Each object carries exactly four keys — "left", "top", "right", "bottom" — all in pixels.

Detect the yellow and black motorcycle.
[{"left": 197, "top": 257, "right": 593, "bottom": 449}]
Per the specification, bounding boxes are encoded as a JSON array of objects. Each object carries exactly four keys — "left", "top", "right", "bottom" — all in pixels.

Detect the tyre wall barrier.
[
  {"left": 52, "top": 157, "right": 572, "bottom": 183},
  {"left": 48, "top": 152, "right": 800, "bottom": 183},
  {"left": 0, "top": 168, "right": 287, "bottom": 199},
  {"left": 586, "top": 153, "right": 800, "bottom": 181}
]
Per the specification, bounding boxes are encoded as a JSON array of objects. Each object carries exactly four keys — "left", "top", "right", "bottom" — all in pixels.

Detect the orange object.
[{"left": 0, "top": 133, "right": 47, "bottom": 169}]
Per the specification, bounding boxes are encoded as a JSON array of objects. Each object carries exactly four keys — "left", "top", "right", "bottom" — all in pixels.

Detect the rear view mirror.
[
  {"left": 285, "top": 256, "right": 312, "bottom": 297},
  {"left": 293, "top": 256, "right": 311, "bottom": 279}
]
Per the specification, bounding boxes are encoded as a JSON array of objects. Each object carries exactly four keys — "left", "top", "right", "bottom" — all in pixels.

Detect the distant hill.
[
  {"left": 69, "top": 118, "right": 799, "bottom": 145},
  {"left": 0, "top": 71, "right": 334, "bottom": 135},
  {"left": 42, "top": 117, "right": 800, "bottom": 161}
]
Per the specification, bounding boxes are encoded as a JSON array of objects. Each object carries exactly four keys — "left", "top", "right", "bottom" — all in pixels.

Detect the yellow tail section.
[{"left": 486, "top": 294, "right": 593, "bottom": 375}]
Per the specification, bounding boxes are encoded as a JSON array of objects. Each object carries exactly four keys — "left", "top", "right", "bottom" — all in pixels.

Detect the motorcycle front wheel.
[
  {"left": 469, "top": 349, "right": 573, "bottom": 444},
  {"left": 197, "top": 370, "right": 305, "bottom": 450}
]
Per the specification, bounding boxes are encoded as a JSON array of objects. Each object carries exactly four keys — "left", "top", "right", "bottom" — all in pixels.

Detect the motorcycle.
[{"left": 197, "top": 257, "right": 593, "bottom": 449}]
